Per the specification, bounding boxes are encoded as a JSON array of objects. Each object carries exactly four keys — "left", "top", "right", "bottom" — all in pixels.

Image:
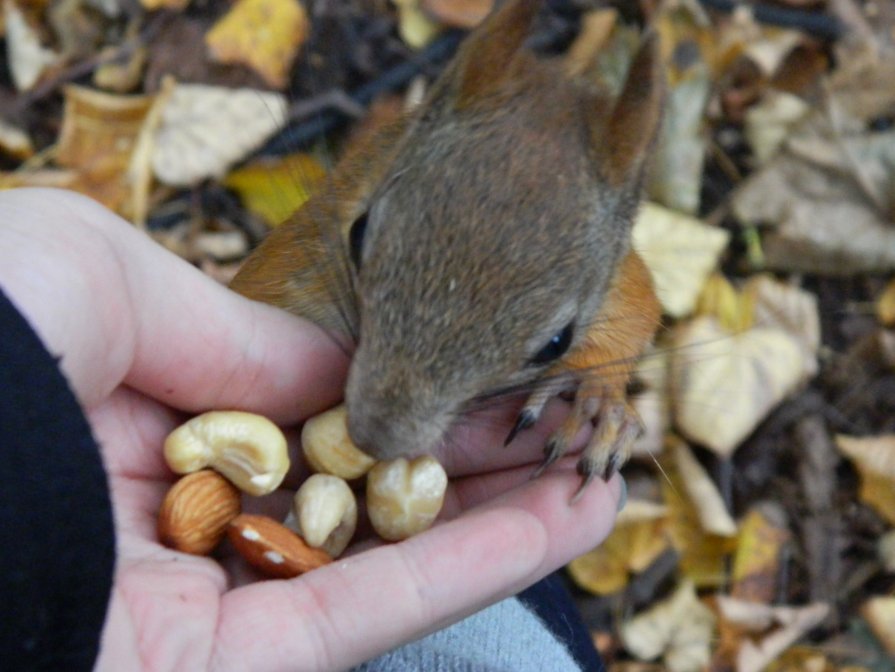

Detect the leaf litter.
[{"left": 2, "top": 0, "right": 894, "bottom": 668}]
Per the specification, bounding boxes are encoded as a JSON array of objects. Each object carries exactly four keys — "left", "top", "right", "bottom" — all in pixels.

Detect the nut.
[
  {"left": 366, "top": 455, "right": 448, "bottom": 541},
  {"left": 158, "top": 470, "right": 241, "bottom": 555},
  {"left": 164, "top": 411, "right": 289, "bottom": 496},
  {"left": 301, "top": 405, "right": 376, "bottom": 480},
  {"left": 292, "top": 474, "right": 357, "bottom": 557},
  {"left": 228, "top": 514, "right": 332, "bottom": 579}
]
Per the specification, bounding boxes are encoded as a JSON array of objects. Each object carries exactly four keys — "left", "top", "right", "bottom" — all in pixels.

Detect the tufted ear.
[
  {"left": 451, "top": 0, "right": 540, "bottom": 108},
  {"left": 597, "top": 32, "right": 665, "bottom": 185}
]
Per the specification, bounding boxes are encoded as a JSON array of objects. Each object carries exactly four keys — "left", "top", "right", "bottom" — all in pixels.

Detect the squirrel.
[{"left": 230, "top": 0, "right": 664, "bottom": 497}]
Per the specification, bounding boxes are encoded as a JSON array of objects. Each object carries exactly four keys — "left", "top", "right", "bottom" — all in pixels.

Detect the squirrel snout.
[{"left": 344, "top": 371, "right": 449, "bottom": 462}]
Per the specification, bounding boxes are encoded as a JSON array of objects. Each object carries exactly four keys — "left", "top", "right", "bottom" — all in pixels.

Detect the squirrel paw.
[{"left": 511, "top": 384, "right": 641, "bottom": 500}]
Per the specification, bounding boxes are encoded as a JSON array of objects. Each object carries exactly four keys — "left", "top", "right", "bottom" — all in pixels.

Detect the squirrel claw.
[
  {"left": 504, "top": 409, "right": 536, "bottom": 446},
  {"left": 531, "top": 438, "right": 563, "bottom": 479}
]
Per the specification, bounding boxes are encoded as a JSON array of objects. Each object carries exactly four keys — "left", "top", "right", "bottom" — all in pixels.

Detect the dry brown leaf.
[
  {"left": 620, "top": 580, "right": 715, "bottom": 672},
  {"left": 835, "top": 435, "right": 895, "bottom": 525},
  {"left": 861, "top": 596, "right": 895, "bottom": 655},
  {"left": 715, "top": 598, "right": 830, "bottom": 672},
  {"left": 568, "top": 499, "right": 670, "bottom": 595},
  {"left": 0, "top": 168, "right": 78, "bottom": 191},
  {"left": 205, "top": 0, "right": 309, "bottom": 89},
  {"left": 745, "top": 274, "right": 820, "bottom": 378},
  {"left": 731, "top": 507, "right": 791, "bottom": 603},
  {"left": 671, "top": 316, "right": 805, "bottom": 456},
  {"left": 632, "top": 203, "right": 730, "bottom": 318},
  {"left": 393, "top": 0, "right": 441, "bottom": 49},
  {"left": 224, "top": 153, "right": 326, "bottom": 227},
  {"left": 662, "top": 444, "right": 738, "bottom": 587},
  {"left": 670, "top": 436, "right": 737, "bottom": 537},
  {"left": 565, "top": 9, "right": 618, "bottom": 77},
  {"left": 151, "top": 84, "right": 287, "bottom": 187},
  {"left": 877, "top": 279, "right": 895, "bottom": 328},
  {"left": 55, "top": 85, "right": 155, "bottom": 216},
  {"left": 4, "top": 0, "right": 60, "bottom": 90},
  {"left": 0, "top": 118, "right": 33, "bottom": 159}
]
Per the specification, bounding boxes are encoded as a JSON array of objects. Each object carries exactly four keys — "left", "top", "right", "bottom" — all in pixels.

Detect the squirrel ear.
[
  {"left": 451, "top": 0, "right": 540, "bottom": 108},
  {"left": 599, "top": 32, "right": 665, "bottom": 185}
]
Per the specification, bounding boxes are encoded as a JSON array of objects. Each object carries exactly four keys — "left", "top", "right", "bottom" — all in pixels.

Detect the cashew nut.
[
  {"left": 291, "top": 474, "right": 357, "bottom": 557},
  {"left": 366, "top": 455, "right": 448, "bottom": 541},
  {"left": 301, "top": 405, "right": 376, "bottom": 480},
  {"left": 164, "top": 411, "right": 289, "bottom": 496}
]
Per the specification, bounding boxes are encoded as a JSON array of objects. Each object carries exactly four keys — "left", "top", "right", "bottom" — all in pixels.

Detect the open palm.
[{"left": 1, "top": 188, "right": 622, "bottom": 671}]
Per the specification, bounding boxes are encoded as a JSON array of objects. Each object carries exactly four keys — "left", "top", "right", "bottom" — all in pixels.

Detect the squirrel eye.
[
  {"left": 349, "top": 212, "right": 368, "bottom": 269},
  {"left": 528, "top": 322, "right": 574, "bottom": 366}
]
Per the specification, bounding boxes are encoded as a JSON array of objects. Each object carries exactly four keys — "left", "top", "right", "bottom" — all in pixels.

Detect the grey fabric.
[{"left": 355, "top": 597, "right": 581, "bottom": 671}]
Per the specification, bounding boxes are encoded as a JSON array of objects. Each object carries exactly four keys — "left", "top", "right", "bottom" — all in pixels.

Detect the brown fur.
[{"left": 231, "top": 0, "right": 665, "bottom": 474}]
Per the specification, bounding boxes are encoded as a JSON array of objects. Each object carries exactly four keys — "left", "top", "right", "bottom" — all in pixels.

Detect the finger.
[
  {"left": 211, "top": 470, "right": 620, "bottom": 671},
  {"left": 0, "top": 189, "right": 348, "bottom": 423}
]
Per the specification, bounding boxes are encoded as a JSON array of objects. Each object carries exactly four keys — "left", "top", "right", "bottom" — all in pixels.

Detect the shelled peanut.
[{"left": 157, "top": 405, "right": 448, "bottom": 580}]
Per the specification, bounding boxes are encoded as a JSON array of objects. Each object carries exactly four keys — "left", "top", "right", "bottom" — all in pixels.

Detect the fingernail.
[{"left": 616, "top": 474, "right": 628, "bottom": 513}]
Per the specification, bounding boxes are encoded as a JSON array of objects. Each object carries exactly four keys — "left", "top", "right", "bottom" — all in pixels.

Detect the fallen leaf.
[
  {"left": 205, "top": 0, "right": 309, "bottom": 89},
  {"left": 620, "top": 580, "right": 715, "bottom": 672},
  {"left": 879, "top": 530, "right": 895, "bottom": 573},
  {"left": 835, "top": 435, "right": 895, "bottom": 525},
  {"left": 648, "top": 3, "right": 712, "bottom": 214},
  {"left": 877, "top": 279, "right": 895, "bottom": 328},
  {"left": 670, "top": 436, "right": 737, "bottom": 537},
  {"left": 151, "top": 84, "right": 287, "bottom": 187},
  {"left": 0, "top": 168, "right": 78, "bottom": 191},
  {"left": 140, "top": 0, "right": 188, "bottom": 9},
  {"left": 744, "top": 90, "right": 811, "bottom": 164},
  {"left": 661, "top": 443, "right": 738, "bottom": 586},
  {"left": 224, "top": 153, "right": 326, "bottom": 226},
  {"left": 695, "top": 272, "right": 754, "bottom": 333},
  {"left": 861, "top": 597, "right": 895, "bottom": 655},
  {"left": 731, "top": 506, "right": 791, "bottom": 603},
  {"left": 55, "top": 85, "right": 155, "bottom": 216},
  {"left": 630, "top": 346, "right": 671, "bottom": 460},
  {"left": 745, "top": 274, "right": 820, "bottom": 378},
  {"left": 421, "top": 0, "right": 491, "bottom": 29},
  {"left": 393, "top": 0, "right": 441, "bottom": 50},
  {"left": 633, "top": 203, "right": 730, "bottom": 318},
  {"left": 714, "top": 598, "right": 829, "bottom": 672},
  {"left": 568, "top": 499, "right": 670, "bottom": 595},
  {"left": 0, "top": 118, "right": 33, "bottom": 159},
  {"left": 4, "top": 0, "right": 60, "bottom": 90},
  {"left": 670, "top": 316, "right": 805, "bottom": 456},
  {"left": 565, "top": 9, "right": 618, "bottom": 77}
]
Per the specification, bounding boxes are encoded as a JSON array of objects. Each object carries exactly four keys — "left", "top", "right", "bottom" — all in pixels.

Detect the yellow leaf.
[
  {"left": 661, "top": 446, "right": 738, "bottom": 587},
  {"left": 696, "top": 273, "right": 753, "bottom": 332},
  {"left": 393, "top": 0, "right": 441, "bottom": 50},
  {"left": 225, "top": 153, "right": 326, "bottom": 226},
  {"left": 567, "top": 500, "right": 670, "bottom": 595},
  {"left": 205, "top": 0, "right": 309, "bottom": 89},
  {"left": 632, "top": 203, "right": 730, "bottom": 319},
  {"left": 140, "top": 0, "right": 189, "bottom": 9},
  {"left": 670, "top": 437, "right": 737, "bottom": 537},
  {"left": 836, "top": 435, "right": 895, "bottom": 525},
  {"left": 877, "top": 278, "right": 895, "bottom": 327},
  {"left": 862, "top": 596, "right": 895, "bottom": 655},
  {"left": 731, "top": 507, "right": 791, "bottom": 603},
  {"left": 621, "top": 581, "right": 715, "bottom": 672},
  {"left": 670, "top": 316, "right": 806, "bottom": 457},
  {"left": 55, "top": 85, "right": 155, "bottom": 217}
]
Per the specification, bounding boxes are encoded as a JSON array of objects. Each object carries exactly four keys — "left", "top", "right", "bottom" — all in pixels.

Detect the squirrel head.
[{"left": 343, "top": 0, "right": 665, "bottom": 460}]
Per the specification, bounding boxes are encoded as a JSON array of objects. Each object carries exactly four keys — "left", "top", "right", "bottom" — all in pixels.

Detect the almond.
[
  {"left": 228, "top": 514, "right": 332, "bottom": 579},
  {"left": 158, "top": 469, "right": 242, "bottom": 555}
]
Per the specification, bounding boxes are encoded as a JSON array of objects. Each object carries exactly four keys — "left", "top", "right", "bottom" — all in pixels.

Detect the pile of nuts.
[{"left": 157, "top": 406, "right": 448, "bottom": 579}]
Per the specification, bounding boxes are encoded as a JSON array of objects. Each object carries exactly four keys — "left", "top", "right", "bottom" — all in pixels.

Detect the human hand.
[{"left": 0, "top": 189, "right": 622, "bottom": 671}]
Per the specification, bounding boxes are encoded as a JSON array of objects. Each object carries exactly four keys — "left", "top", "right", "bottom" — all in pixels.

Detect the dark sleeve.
[{"left": 0, "top": 286, "right": 115, "bottom": 671}]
